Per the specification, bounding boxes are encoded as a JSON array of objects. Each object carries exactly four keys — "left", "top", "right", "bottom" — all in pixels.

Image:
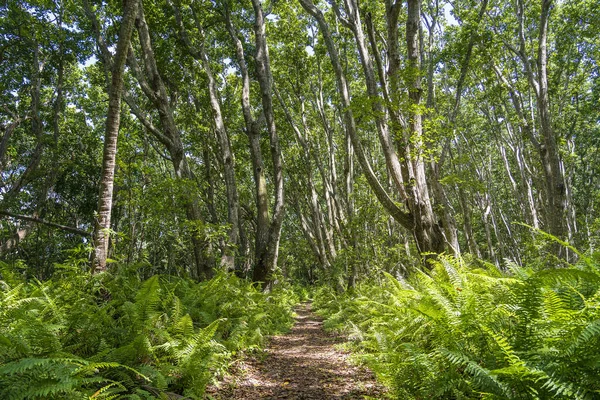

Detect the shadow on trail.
[{"left": 208, "top": 303, "right": 386, "bottom": 399}]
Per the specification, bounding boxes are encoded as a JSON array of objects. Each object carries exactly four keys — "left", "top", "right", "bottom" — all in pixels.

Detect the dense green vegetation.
[
  {"left": 0, "top": 261, "right": 299, "bottom": 398},
  {"left": 314, "top": 247, "right": 600, "bottom": 399},
  {"left": 1, "top": 0, "right": 599, "bottom": 398}
]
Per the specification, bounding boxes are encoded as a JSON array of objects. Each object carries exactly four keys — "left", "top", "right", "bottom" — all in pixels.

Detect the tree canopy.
[{"left": 1, "top": 0, "right": 600, "bottom": 397}]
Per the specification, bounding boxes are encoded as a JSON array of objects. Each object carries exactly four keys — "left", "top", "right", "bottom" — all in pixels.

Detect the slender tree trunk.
[
  {"left": 276, "top": 89, "right": 331, "bottom": 268},
  {"left": 93, "top": 0, "right": 139, "bottom": 272},
  {"left": 224, "top": 2, "right": 284, "bottom": 289},
  {"left": 172, "top": 2, "right": 240, "bottom": 270},
  {"left": 223, "top": 4, "right": 268, "bottom": 280},
  {"left": 406, "top": 0, "right": 445, "bottom": 256},
  {"left": 301, "top": 0, "right": 445, "bottom": 264},
  {"left": 514, "top": 0, "right": 568, "bottom": 256},
  {"left": 422, "top": 5, "right": 460, "bottom": 254},
  {"left": 345, "top": 118, "right": 358, "bottom": 289},
  {"left": 333, "top": 0, "right": 406, "bottom": 199},
  {"left": 5, "top": 40, "right": 45, "bottom": 200},
  {"left": 298, "top": 0, "right": 414, "bottom": 232},
  {"left": 537, "top": 0, "right": 568, "bottom": 249},
  {"left": 492, "top": 64, "right": 541, "bottom": 229},
  {"left": 135, "top": 3, "right": 212, "bottom": 278},
  {"left": 85, "top": 0, "right": 212, "bottom": 277}
]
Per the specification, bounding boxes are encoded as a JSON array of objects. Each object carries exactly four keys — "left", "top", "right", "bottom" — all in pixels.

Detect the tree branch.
[{"left": 0, "top": 210, "right": 91, "bottom": 237}]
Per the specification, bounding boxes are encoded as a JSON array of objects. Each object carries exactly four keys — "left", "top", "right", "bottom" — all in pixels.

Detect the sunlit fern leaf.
[
  {"left": 440, "top": 256, "right": 464, "bottom": 290},
  {"left": 419, "top": 283, "right": 460, "bottom": 326},
  {"left": 175, "top": 319, "right": 224, "bottom": 360},
  {"left": 74, "top": 361, "right": 150, "bottom": 382},
  {"left": 0, "top": 283, "right": 25, "bottom": 304},
  {"left": 541, "top": 375, "right": 592, "bottom": 400},
  {"left": 533, "top": 268, "right": 600, "bottom": 287},
  {"left": 134, "top": 275, "right": 161, "bottom": 323},
  {"left": 541, "top": 289, "right": 575, "bottom": 323},
  {"left": 565, "top": 320, "right": 600, "bottom": 358},
  {"left": 505, "top": 259, "right": 530, "bottom": 280},
  {"left": 439, "top": 348, "right": 509, "bottom": 397},
  {"left": 89, "top": 381, "right": 127, "bottom": 399},
  {"left": 482, "top": 326, "right": 524, "bottom": 367},
  {"left": 172, "top": 314, "right": 194, "bottom": 338},
  {"left": 170, "top": 296, "right": 183, "bottom": 326}
]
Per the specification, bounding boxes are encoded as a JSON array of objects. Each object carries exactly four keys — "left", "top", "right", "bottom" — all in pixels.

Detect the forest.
[{"left": 0, "top": 0, "right": 599, "bottom": 398}]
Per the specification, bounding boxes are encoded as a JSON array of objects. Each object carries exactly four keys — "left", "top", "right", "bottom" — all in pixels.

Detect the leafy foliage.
[
  {"left": 314, "top": 255, "right": 600, "bottom": 399},
  {"left": 0, "top": 262, "right": 298, "bottom": 399}
]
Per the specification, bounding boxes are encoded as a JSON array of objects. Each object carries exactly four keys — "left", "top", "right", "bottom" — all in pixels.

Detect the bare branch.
[{"left": 0, "top": 210, "right": 91, "bottom": 237}]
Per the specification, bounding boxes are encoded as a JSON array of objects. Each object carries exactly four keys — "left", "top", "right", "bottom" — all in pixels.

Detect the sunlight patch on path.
[{"left": 206, "top": 303, "right": 387, "bottom": 399}]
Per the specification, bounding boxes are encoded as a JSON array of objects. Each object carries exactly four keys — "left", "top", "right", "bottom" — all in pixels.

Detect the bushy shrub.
[
  {"left": 314, "top": 254, "right": 600, "bottom": 399},
  {"left": 0, "top": 262, "right": 297, "bottom": 399}
]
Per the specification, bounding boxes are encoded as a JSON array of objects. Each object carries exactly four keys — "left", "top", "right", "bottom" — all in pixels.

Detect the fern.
[
  {"left": 1, "top": 265, "right": 297, "bottom": 399},
  {"left": 313, "top": 252, "right": 600, "bottom": 399},
  {"left": 440, "top": 348, "right": 509, "bottom": 397},
  {"left": 565, "top": 320, "right": 600, "bottom": 358}
]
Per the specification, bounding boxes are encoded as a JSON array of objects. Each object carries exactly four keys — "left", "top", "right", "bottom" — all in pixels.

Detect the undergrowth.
[
  {"left": 0, "top": 262, "right": 298, "bottom": 399},
  {"left": 314, "top": 253, "right": 600, "bottom": 399}
]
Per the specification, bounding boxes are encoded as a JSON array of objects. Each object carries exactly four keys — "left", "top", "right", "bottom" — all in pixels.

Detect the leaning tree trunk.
[
  {"left": 93, "top": 0, "right": 139, "bottom": 272},
  {"left": 298, "top": 0, "right": 414, "bottom": 231},
  {"left": 224, "top": 2, "right": 284, "bottom": 289},
  {"left": 300, "top": 0, "right": 445, "bottom": 264}
]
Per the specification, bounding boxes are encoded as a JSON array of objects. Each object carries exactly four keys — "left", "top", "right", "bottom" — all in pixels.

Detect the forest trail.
[{"left": 206, "top": 303, "right": 387, "bottom": 399}]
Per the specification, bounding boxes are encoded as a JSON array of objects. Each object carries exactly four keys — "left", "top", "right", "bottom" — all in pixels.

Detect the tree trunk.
[
  {"left": 300, "top": 0, "right": 445, "bottom": 263},
  {"left": 513, "top": 0, "right": 568, "bottom": 256},
  {"left": 172, "top": 2, "right": 240, "bottom": 271},
  {"left": 133, "top": 3, "right": 212, "bottom": 278},
  {"left": 537, "top": 0, "right": 568, "bottom": 250},
  {"left": 93, "top": 0, "right": 139, "bottom": 272},
  {"left": 298, "top": 0, "right": 414, "bottom": 232},
  {"left": 406, "top": 0, "right": 445, "bottom": 256},
  {"left": 250, "top": 0, "right": 285, "bottom": 288},
  {"left": 224, "top": 2, "right": 284, "bottom": 289}
]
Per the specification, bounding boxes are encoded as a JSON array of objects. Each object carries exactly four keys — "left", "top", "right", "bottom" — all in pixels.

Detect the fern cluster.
[
  {"left": 314, "top": 254, "right": 600, "bottom": 399},
  {"left": 0, "top": 262, "right": 298, "bottom": 399}
]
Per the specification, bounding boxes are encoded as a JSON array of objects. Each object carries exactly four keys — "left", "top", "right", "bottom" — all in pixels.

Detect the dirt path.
[{"left": 206, "top": 303, "right": 387, "bottom": 399}]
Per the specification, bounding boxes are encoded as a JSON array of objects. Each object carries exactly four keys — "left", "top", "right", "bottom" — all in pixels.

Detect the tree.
[
  {"left": 93, "top": 0, "right": 139, "bottom": 272},
  {"left": 298, "top": 0, "right": 445, "bottom": 262},
  {"left": 222, "top": 0, "right": 285, "bottom": 288},
  {"left": 170, "top": 0, "right": 240, "bottom": 271}
]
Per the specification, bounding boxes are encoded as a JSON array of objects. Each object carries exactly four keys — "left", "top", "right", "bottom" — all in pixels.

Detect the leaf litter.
[{"left": 206, "top": 303, "right": 387, "bottom": 399}]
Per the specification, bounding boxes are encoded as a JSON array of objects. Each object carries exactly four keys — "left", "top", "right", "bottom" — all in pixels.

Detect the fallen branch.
[{"left": 0, "top": 210, "right": 91, "bottom": 237}]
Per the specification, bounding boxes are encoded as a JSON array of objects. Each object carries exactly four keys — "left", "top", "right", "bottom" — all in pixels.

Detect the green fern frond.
[
  {"left": 0, "top": 357, "right": 81, "bottom": 375},
  {"left": 482, "top": 326, "right": 523, "bottom": 367},
  {"left": 134, "top": 275, "right": 161, "bottom": 322},
  {"left": 541, "top": 375, "right": 591, "bottom": 400},
  {"left": 534, "top": 268, "right": 600, "bottom": 287},
  {"left": 439, "top": 348, "right": 509, "bottom": 397},
  {"left": 74, "top": 361, "right": 150, "bottom": 382},
  {"left": 542, "top": 289, "right": 575, "bottom": 322},
  {"left": 441, "top": 257, "right": 464, "bottom": 289},
  {"left": 89, "top": 381, "right": 127, "bottom": 399},
  {"left": 565, "top": 320, "right": 600, "bottom": 358},
  {"left": 172, "top": 314, "right": 194, "bottom": 338}
]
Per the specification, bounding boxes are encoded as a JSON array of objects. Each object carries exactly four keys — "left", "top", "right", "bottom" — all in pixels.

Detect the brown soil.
[{"left": 205, "top": 302, "right": 387, "bottom": 399}]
